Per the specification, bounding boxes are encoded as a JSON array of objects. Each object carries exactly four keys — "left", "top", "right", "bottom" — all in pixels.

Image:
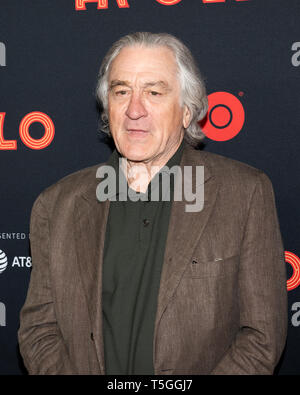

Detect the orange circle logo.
[
  {"left": 286, "top": 251, "right": 300, "bottom": 291},
  {"left": 201, "top": 92, "right": 245, "bottom": 141}
]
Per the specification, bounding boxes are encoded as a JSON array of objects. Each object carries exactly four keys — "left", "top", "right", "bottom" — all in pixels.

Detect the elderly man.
[{"left": 18, "top": 32, "right": 287, "bottom": 375}]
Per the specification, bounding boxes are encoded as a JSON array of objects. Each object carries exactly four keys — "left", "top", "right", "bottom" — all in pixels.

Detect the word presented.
[{"left": 0, "top": 233, "right": 27, "bottom": 240}]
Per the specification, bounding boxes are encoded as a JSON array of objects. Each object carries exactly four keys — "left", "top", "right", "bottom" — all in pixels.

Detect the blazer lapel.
[
  {"left": 73, "top": 181, "right": 110, "bottom": 374},
  {"left": 153, "top": 145, "right": 220, "bottom": 361}
]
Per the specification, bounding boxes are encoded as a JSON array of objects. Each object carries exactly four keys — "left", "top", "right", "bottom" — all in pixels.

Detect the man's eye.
[
  {"left": 115, "top": 90, "right": 128, "bottom": 96},
  {"left": 149, "top": 91, "right": 161, "bottom": 96}
]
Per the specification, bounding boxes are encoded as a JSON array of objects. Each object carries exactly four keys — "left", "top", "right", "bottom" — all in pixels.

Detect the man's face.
[{"left": 107, "top": 45, "right": 190, "bottom": 164}]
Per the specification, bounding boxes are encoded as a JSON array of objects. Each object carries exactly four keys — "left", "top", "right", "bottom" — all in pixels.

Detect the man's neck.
[{"left": 121, "top": 137, "right": 184, "bottom": 193}]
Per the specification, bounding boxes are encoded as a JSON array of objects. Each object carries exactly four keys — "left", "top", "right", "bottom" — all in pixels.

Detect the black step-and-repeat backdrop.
[{"left": 0, "top": 0, "right": 299, "bottom": 375}]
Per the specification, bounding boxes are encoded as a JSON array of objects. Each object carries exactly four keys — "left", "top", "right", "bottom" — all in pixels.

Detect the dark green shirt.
[{"left": 102, "top": 140, "right": 184, "bottom": 375}]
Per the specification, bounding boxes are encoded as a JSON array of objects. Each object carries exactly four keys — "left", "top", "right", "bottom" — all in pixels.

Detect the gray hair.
[{"left": 96, "top": 32, "right": 208, "bottom": 146}]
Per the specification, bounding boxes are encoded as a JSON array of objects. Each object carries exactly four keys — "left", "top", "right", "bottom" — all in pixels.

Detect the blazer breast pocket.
[{"left": 182, "top": 254, "right": 239, "bottom": 278}]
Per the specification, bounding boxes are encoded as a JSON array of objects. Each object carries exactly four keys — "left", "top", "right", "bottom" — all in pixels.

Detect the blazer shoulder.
[
  {"left": 184, "top": 145, "right": 277, "bottom": 201},
  {"left": 195, "top": 149, "right": 269, "bottom": 184},
  {"left": 32, "top": 162, "right": 104, "bottom": 212},
  {"left": 193, "top": 150, "right": 279, "bottom": 215}
]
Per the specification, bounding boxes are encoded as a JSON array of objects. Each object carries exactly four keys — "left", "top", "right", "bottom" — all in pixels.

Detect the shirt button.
[{"left": 143, "top": 218, "right": 150, "bottom": 227}]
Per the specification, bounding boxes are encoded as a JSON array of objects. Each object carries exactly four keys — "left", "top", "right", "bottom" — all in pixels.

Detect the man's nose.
[{"left": 125, "top": 93, "right": 148, "bottom": 120}]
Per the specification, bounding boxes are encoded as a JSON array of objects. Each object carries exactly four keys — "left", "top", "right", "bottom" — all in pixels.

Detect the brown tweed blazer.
[{"left": 18, "top": 143, "right": 287, "bottom": 375}]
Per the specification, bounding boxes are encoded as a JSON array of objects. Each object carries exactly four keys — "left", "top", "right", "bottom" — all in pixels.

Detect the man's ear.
[{"left": 183, "top": 105, "right": 191, "bottom": 129}]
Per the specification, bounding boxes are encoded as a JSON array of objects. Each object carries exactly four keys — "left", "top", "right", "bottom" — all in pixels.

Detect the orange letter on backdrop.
[
  {"left": 19, "top": 112, "right": 55, "bottom": 150},
  {"left": 0, "top": 113, "right": 17, "bottom": 150},
  {"left": 155, "top": 0, "right": 182, "bottom": 5},
  {"left": 202, "top": 0, "right": 248, "bottom": 3},
  {"left": 75, "top": 0, "right": 129, "bottom": 10},
  {"left": 202, "top": 0, "right": 225, "bottom": 3}
]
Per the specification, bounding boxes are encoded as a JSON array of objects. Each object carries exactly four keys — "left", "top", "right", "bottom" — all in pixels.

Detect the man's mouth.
[{"left": 126, "top": 129, "right": 149, "bottom": 136}]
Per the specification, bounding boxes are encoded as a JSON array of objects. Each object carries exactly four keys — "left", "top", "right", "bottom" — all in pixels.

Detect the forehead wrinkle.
[
  {"left": 142, "top": 80, "right": 172, "bottom": 91},
  {"left": 109, "top": 79, "right": 131, "bottom": 90},
  {"left": 109, "top": 79, "right": 172, "bottom": 92}
]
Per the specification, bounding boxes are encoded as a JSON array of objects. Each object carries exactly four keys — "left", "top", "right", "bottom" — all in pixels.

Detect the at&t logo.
[
  {"left": 11, "top": 256, "right": 32, "bottom": 268},
  {"left": 0, "top": 249, "right": 32, "bottom": 274},
  {"left": 0, "top": 250, "right": 8, "bottom": 274}
]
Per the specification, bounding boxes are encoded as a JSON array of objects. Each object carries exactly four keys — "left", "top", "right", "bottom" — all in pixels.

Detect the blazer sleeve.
[
  {"left": 211, "top": 172, "right": 288, "bottom": 375},
  {"left": 18, "top": 194, "right": 76, "bottom": 374}
]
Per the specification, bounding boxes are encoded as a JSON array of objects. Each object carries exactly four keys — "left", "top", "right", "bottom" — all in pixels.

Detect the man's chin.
[
  {"left": 122, "top": 151, "right": 151, "bottom": 163},
  {"left": 115, "top": 141, "right": 152, "bottom": 161}
]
